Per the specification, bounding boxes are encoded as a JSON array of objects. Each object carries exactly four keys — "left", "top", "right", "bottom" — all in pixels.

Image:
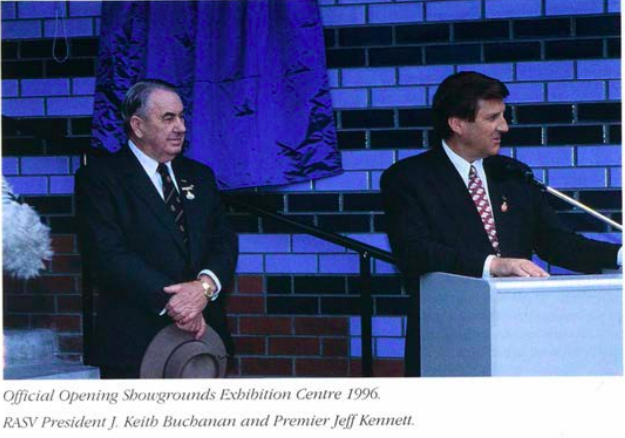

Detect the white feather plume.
[{"left": 2, "top": 177, "right": 53, "bottom": 279}]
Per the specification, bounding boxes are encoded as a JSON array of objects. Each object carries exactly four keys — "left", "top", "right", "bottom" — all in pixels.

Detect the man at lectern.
[{"left": 380, "top": 71, "right": 622, "bottom": 376}]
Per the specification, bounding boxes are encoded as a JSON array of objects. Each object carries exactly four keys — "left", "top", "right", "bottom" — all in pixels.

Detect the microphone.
[
  {"left": 494, "top": 156, "right": 622, "bottom": 232},
  {"left": 502, "top": 161, "right": 540, "bottom": 186},
  {"left": 487, "top": 155, "right": 540, "bottom": 186}
]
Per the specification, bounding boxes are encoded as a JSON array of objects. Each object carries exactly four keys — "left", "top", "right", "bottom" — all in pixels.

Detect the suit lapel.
[
  {"left": 173, "top": 158, "right": 204, "bottom": 267},
  {"left": 118, "top": 148, "right": 188, "bottom": 258},
  {"left": 429, "top": 149, "right": 494, "bottom": 253}
]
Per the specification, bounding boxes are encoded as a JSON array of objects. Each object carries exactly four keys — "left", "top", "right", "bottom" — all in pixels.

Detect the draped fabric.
[{"left": 92, "top": 0, "right": 341, "bottom": 189}]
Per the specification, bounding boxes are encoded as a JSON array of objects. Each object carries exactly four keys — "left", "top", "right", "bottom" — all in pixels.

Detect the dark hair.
[
  {"left": 432, "top": 71, "right": 509, "bottom": 141},
  {"left": 121, "top": 79, "right": 178, "bottom": 135}
]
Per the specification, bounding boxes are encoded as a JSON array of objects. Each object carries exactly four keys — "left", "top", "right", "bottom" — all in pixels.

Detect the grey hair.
[{"left": 121, "top": 79, "right": 178, "bottom": 135}]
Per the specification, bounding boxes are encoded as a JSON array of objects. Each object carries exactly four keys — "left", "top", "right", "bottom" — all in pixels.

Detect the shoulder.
[
  {"left": 484, "top": 153, "right": 524, "bottom": 169},
  {"left": 75, "top": 150, "right": 126, "bottom": 182},
  {"left": 176, "top": 156, "right": 217, "bottom": 179},
  {"left": 174, "top": 156, "right": 223, "bottom": 193},
  {"left": 381, "top": 149, "right": 439, "bottom": 184}
]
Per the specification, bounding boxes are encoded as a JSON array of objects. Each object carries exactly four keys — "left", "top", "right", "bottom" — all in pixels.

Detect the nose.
[
  {"left": 174, "top": 116, "right": 186, "bottom": 133},
  {"left": 498, "top": 116, "right": 509, "bottom": 133}
]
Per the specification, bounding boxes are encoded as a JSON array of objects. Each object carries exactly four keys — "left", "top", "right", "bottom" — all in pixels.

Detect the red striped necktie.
[{"left": 468, "top": 165, "right": 500, "bottom": 255}]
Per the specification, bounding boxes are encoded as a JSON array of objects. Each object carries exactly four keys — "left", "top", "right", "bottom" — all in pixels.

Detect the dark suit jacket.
[
  {"left": 75, "top": 146, "right": 238, "bottom": 371},
  {"left": 380, "top": 148, "right": 619, "bottom": 376}
]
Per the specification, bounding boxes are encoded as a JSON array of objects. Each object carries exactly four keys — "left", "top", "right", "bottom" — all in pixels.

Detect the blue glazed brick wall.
[{"left": 2, "top": 0, "right": 621, "bottom": 377}]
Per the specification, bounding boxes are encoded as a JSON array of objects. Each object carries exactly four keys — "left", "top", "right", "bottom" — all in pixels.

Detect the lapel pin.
[
  {"left": 181, "top": 184, "right": 195, "bottom": 200},
  {"left": 501, "top": 196, "right": 508, "bottom": 213}
]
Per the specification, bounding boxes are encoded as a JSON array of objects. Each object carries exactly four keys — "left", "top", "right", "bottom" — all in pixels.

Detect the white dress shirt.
[{"left": 128, "top": 140, "right": 222, "bottom": 301}]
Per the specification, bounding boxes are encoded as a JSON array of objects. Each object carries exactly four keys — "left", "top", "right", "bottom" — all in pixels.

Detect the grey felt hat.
[{"left": 140, "top": 324, "right": 228, "bottom": 379}]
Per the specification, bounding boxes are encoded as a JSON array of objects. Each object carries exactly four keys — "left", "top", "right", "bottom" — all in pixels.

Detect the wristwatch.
[{"left": 199, "top": 279, "right": 215, "bottom": 300}]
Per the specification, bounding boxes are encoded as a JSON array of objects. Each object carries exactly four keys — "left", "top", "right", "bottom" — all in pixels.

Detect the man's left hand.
[
  {"left": 164, "top": 278, "right": 214, "bottom": 323},
  {"left": 175, "top": 313, "right": 207, "bottom": 340}
]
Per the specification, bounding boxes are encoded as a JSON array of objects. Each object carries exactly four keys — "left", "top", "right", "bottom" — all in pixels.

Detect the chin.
[{"left": 163, "top": 149, "right": 182, "bottom": 161}]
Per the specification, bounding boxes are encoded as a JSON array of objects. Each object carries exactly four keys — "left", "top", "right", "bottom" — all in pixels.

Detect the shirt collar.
[
  {"left": 441, "top": 139, "right": 485, "bottom": 185},
  {"left": 128, "top": 140, "right": 173, "bottom": 176}
]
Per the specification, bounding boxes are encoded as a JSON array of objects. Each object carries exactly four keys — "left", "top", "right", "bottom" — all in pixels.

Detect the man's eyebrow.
[{"left": 484, "top": 108, "right": 505, "bottom": 117}]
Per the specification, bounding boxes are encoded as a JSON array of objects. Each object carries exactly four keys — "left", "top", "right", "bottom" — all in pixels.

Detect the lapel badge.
[
  {"left": 501, "top": 196, "right": 508, "bottom": 213},
  {"left": 181, "top": 184, "right": 195, "bottom": 200}
]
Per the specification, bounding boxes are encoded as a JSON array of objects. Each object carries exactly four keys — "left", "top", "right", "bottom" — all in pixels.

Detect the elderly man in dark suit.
[
  {"left": 76, "top": 80, "right": 238, "bottom": 379},
  {"left": 381, "top": 71, "right": 621, "bottom": 377}
]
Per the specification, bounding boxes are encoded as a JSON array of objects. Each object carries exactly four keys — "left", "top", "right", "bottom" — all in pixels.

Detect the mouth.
[{"left": 169, "top": 138, "right": 184, "bottom": 147}]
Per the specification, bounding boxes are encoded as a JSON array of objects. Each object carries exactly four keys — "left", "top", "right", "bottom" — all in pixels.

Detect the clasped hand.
[
  {"left": 164, "top": 278, "right": 215, "bottom": 338},
  {"left": 174, "top": 313, "right": 207, "bottom": 340}
]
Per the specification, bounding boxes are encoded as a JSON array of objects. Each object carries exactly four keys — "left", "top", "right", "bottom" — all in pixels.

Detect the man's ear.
[
  {"left": 130, "top": 115, "right": 143, "bottom": 138},
  {"left": 448, "top": 117, "right": 464, "bottom": 136}
]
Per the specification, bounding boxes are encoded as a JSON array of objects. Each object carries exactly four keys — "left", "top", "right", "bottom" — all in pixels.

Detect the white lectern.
[{"left": 420, "top": 273, "right": 623, "bottom": 377}]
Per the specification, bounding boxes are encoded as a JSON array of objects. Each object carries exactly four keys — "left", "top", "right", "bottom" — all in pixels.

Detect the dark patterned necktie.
[
  {"left": 468, "top": 165, "right": 500, "bottom": 255},
  {"left": 157, "top": 163, "right": 189, "bottom": 245}
]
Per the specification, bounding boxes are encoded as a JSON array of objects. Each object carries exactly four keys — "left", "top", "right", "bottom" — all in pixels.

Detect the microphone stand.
[
  {"left": 542, "top": 186, "right": 622, "bottom": 231},
  {"left": 523, "top": 172, "right": 623, "bottom": 232}
]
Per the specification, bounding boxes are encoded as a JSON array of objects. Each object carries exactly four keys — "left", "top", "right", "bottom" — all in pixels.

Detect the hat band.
[{"left": 163, "top": 341, "right": 221, "bottom": 379}]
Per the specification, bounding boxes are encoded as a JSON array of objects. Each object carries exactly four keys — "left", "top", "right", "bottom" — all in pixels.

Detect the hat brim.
[{"left": 140, "top": 324, "right": 228, "bottom": 379}]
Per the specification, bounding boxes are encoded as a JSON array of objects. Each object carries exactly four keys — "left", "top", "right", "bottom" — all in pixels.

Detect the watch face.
[{"left": 201, "top": 281, "right": 213, "bottom": 297}]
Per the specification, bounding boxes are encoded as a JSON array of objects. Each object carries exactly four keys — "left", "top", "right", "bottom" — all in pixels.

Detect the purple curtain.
[{"left": 92, "top": 0, "right": 341, "bottom": 189}]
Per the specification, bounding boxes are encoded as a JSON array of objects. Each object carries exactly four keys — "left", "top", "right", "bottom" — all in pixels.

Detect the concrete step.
[
  {"left": 3, "top": 329, "right": 100, "bottom": 380},
  {"left": 4, "top": 362, "right": 100, "bottom": 380},
  {"left": 4, "top": 329, "right": 58, "bottom": 366}
]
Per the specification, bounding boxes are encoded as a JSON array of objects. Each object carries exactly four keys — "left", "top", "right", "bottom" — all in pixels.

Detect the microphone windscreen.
[
  {"left": 505, "top": 161, "right": 534, "bottom": 181},
  {"left": 486, "top": 155, "right": 536, "bottom": 184}
]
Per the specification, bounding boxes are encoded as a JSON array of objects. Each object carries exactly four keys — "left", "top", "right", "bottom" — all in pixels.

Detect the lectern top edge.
[{"left": 423, "top": 272, "right": 623, "bottom": 294}]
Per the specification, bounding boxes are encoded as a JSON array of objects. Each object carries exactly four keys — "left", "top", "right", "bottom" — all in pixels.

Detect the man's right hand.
[{"left": 490, "top": 257, "right": 549, "bottom": 278}]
